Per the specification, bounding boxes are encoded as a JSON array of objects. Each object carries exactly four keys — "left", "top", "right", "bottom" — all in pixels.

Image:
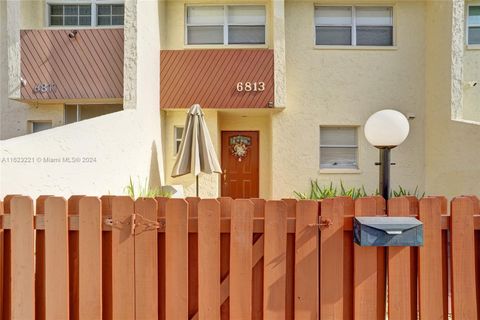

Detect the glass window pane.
[
  {"left": 469, "top": 27, "right": 480, "bottom": 45},
  {"left": 356, "top": 7, "right": 392, "bottom": 26},
  {"left": 64, "top": 16, "right": 79, "bottom": 26},
  {"left": 32, "top": 122, "right": 52, "bottom": 133},
  {"left": 320, "top": 127, "right": 357, "bottom": 146},
  {"left": 228, "top": 6, "right": 265, "bottom": 25},
  {"left": 50, "top": 16, "right": 63, "bottom": 26},
  {"left": 64, "top": 5, "right": 78, "bottom": 15},
  {"left": 98, "top": 16, "right": 111, "bottom": 25},
  {"left": 64, "top": 105, "right": 78, "bottom": 124},
  {"left": 356, "top": 26, "right": 393, "bottom": 46},
  {"left": 79, "top": 5, "right": 91, "bottom": 15},
  {"left": 469, "top": 6, "right": 480, "bottom": 25},
  {"left": 79, "top": 15, "right": 91, "bottom": 26},
  {"left": 320, "top": 147, "right": 358, "bottom": 168},
  {"left": 228, "top": 25, "right": 265, "bottom": 44},
  {"left": 187, "top": 26, "right": 224, "bottom": 44},
  {"left": 112, "top": 4, "right": 124, "bottom": 15},
  {"left": 112, "top": 16, "right": 124, "bottom": 25},
  {"left": 50, "top": 5, "right": 63, "bottom": 15},
  {"left": 187, "top": 6, "right": 224, "bottom": 25},
  {"left": 97, "top": 4, "right": 111, "bottom": 15},
  {"left": 316, "top": 26, "right": 351, "bottom": 45},
  {"left": 315, "top": 6, "right": 352, "bottom": 26},
  {"left": 79, "top": 104, "right": 123, "bottom": 121}
]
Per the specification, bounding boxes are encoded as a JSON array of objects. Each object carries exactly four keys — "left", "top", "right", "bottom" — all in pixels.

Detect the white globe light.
[{"left": 364, "top": 109, "right": 410, "bottom": 147}]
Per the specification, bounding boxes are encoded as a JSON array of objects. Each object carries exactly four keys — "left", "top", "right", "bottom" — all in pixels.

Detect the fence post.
[
  {"left": 134, "top": 198, "right": 159, "bottom": 320},
  {"left": 198, "top": 199, "right": 221, "bottom": 320},
  {"left": 263, "top": 200, "right": 287, "bottom": 319},
  {"left": 320, "top": 197, "right": 352, "bottom": 319},
  {"left": 111, "top": 196, "right": 135, "bottom": 319},
  {"left": 44, "top": 197, "right": 70, "bottom": 319},
  {"left": 10, "top": 196, "right": 35, "bottom": 319},
  {"left": 156, "top": 197, "right": 168, "bottom": 320},
  {"left": 354, "top": 197, "right": 385, "bottom": 320},
  {"left": 165, "top": 199, "right": 189, "bottom": 319},
  {"left": 294, "top": 200, "right": 319, "bottom": 320},
  {"left": 387, "top": 197, "right": 417, "bottom": 320},
  {"left": 78, "top": 197, "right": 102, "bottom": 320},
  {"left": 451, "top": 196, "right": 478, "bottom": 319},
  {"left": 230, "top": 199, "right": 254, "bottom": 319},
  {"left": 418, "top": 197, "right": 443, "bottom": 319}
]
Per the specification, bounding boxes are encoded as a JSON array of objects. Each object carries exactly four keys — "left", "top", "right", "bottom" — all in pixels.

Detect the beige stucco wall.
[
  {"left": 424, "top": 0, "right": 480, "bottom": 198},
  {"left": 271, "top": 0, "right": 427, "bottom": 198},
  {"left": 463, "top": 1, "right": 480, "bottom": 122},
  {"left": 0, "top": 0, "right": 165, "bottom": 198}
]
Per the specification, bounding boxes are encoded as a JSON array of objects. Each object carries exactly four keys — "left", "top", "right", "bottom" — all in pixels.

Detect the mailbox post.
[{"left": 364, "top": 109, "right": 410, "bottom": 200}]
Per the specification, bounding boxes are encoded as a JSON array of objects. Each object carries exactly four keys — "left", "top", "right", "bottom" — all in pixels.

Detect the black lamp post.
[{"left": 364, "top": 110, "right": 410, "bottom": 200}]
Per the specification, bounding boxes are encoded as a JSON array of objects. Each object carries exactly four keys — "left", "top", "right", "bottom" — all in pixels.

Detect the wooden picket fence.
[{"left": 0, "top": 194, "right": 478, "bottom": 319}]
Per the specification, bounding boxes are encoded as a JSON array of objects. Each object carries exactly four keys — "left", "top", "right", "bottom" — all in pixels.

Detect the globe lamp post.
[{"left": 364, "top": 109, "right": 410, "bottom": 200}]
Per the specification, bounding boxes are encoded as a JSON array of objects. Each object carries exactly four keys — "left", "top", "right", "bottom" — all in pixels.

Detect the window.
[
  {"left": 186, "top": 5, "right": 266, "bottom": 45},
  {"left": 48, "top": 1, "right": 124, "bottom": 27},
  {"left": 315, "top": 6, "right": 393, "bottom": 46},
  {"left": 49, "top": 4, "right": 92, "bottom": 26},
  {"left": 64, "top": 104, "right": 123, "bottom": 124},
  {"left": 468, "top": 5, "right": 480, "bottom": 45},
  {"left": 320, "top": 127, "right": 358, "bottom": 169},
  {"left": 30, "top": 121, "right": 53, "bottom": 133},
  {"left": 174, "top": 126, "right": 184, "bottom": 155},
  {"left": 97, "top": 4, "right": 124, "bottom": 26}
]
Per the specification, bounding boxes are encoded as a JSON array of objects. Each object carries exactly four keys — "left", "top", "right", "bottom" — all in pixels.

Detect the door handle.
[{"left": 223, "top": 169, "right": 227, "bottom": 182}]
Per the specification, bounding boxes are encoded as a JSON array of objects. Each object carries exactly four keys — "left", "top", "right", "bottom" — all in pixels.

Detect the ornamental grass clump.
[
  {"left": 295, "top": 180, "right": 424, "bottom": 200},
  {"left": 124, "top": 177, "right": 172, "bottom": 199}
]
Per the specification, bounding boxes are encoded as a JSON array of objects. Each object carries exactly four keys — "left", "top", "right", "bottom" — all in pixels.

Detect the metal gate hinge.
[{"left": 309, "top": 218, "right": 333, "bottom": 229}]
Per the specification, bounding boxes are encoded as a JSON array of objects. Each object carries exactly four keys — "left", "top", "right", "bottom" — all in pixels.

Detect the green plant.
[
  {"left": 390, "top": 185, "right": 425, "bottom": 199},
  {"left": 294, "top": 180, "right": 367, "bottom": 200},
  {"left": 124, "top": 177, "right": 172, "bottom": 199}
]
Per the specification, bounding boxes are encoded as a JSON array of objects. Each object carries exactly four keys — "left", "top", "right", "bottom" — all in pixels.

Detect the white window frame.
[
  {"left": 46, "top": 0, "right": 124, "bottom": 28},
  {"left": 314, "top": 5, "right": 394, "bottom": 47},
  {"left": 174, "top": 126, "right": 184, "bottom": 155},
  {"left": 467, "top": 4, "right": 480, "bottom": 46},
  {"left": 319, "top": 126, "right": 359, "bottom": 170},
  {"left": 184, "top": 4, "right": 267, "bottom": 46}
]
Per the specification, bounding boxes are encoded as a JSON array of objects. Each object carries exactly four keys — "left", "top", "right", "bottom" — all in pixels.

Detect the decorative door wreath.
[{"left": 229, "top": 135, "right": 251, "bottom": 162}]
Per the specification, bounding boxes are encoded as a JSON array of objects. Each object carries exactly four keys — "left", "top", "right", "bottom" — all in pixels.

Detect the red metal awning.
[
  {"left": 20, "top": 29, "right": 124, "bottom": 101},
  {"left": 160, "top": 49, "right": 274, "bottom": 109}
]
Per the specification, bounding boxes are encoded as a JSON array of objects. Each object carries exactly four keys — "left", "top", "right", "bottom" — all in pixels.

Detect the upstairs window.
[
  {"left": 186, "top": 5, "right": 266, "bottom": 45},
  {"left": 468, "top": 5, "right": 480, "bottom": 45},
  {"left": 320, "top": 126, "right": 358, "bottom": 169},
  {"left": 48, "top": 1, "right": 124, "bottom": 27},
  {"left": 315, "top": 6, "right": 393, "bottom": 46}
]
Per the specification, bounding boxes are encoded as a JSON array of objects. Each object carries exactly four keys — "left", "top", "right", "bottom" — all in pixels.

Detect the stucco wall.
[
  {"left": 271, "top": 0, "right": 427, "bottom": 198},
  {"left": 425, "top": 0, "right": 480, "bottom": 198},
  {"left": 0, "top": 0, "right": 165, "bottom": 198},
  {"left": 463, "top": 48, "right": 480, "bottom": 122}
]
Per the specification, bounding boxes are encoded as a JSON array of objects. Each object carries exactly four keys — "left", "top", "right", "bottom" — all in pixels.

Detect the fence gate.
[{"left": 0, "top": 194, "right": 479, "bottom": 319}]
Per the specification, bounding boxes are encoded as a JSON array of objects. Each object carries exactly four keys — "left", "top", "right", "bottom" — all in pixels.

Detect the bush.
[{"left": 124, "top": 177, "right": 172, "bottom": 199}]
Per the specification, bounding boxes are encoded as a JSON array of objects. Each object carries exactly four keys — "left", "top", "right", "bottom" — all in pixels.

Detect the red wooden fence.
[{"left": 0, "top": 195, "right": 478, "bottom": 319}]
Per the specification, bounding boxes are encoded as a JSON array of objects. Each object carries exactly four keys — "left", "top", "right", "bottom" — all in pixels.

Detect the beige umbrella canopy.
[{"left": 171, "top": 104, "right": 222, "bottom": 196}]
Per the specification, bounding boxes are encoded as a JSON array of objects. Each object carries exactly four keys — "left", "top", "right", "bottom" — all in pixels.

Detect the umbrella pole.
[{"left": 196, "top": 175, "right": 199, "bottom": 197}]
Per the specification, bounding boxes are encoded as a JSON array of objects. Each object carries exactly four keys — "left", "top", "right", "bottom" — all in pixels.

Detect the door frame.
[{"left": 220, "top": 130, "right": 260, "bottom": 198}]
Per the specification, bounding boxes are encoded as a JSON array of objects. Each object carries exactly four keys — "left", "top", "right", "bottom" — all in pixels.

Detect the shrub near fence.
[{"left": 0, "top": 194, "right": 478, "bottom": 319}]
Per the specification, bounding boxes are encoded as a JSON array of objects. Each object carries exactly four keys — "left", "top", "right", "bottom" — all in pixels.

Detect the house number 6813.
[{"left": 236, "top": 82, "right": 265, "bottom": 92}]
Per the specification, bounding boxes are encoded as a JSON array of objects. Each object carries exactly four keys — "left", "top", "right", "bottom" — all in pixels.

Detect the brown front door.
[{"left": 221, "top": 131, "right": 259, "bottom": 199}]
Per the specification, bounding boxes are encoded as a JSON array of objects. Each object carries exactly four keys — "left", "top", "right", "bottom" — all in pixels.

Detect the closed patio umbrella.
[{"left": 171, "top": 104, "right": 222, "bottom": 196}]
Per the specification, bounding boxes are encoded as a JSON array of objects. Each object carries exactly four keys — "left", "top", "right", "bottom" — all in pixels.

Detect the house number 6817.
[{"left": 236, "top": 82, "right": 265, "bottom": 92}]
